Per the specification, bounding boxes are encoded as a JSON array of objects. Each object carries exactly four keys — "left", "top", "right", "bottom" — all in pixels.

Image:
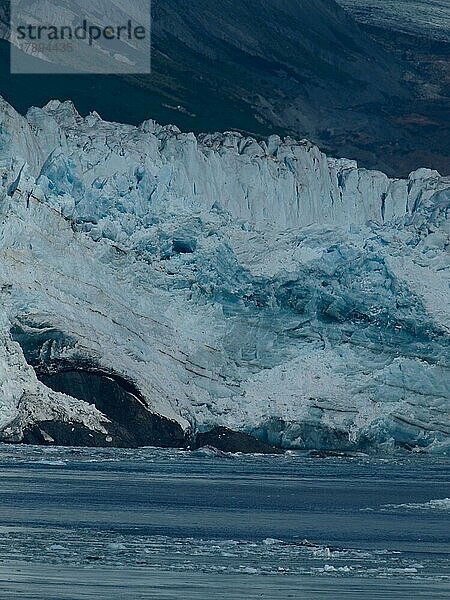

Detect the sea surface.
[{"left": 0, "top": 445, "right": 448, "bottom": 599}]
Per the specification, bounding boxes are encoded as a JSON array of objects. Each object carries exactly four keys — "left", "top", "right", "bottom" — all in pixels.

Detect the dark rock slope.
[{"left": 0, "top": 0, "right": 447, "bottom": 175}]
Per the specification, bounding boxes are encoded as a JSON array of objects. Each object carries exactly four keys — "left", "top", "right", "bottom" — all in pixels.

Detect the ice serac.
[{"left": 0, "top": 98, "right": 449, "bottom": 452}]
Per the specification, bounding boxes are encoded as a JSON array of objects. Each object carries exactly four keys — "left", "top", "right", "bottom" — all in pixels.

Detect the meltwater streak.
[{"left": 0, "top": 445, "right": 448, "bottom": 599}]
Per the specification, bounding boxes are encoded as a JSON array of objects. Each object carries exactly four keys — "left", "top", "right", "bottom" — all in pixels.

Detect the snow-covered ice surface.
[
  {"left": 0, "top": 96, "right": 449, "bottom": 451},
  {"left": 0, "top": 446, "right": 448, "bottom": 599}
]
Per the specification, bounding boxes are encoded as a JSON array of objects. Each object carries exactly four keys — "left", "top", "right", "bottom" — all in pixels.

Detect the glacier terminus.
[{"left": 0, "top": 97, "right": 448, "bottom": 453}]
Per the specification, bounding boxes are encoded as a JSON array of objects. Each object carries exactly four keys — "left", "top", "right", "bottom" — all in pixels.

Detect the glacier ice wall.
[{"left": 0, "top": 97, "right": 449, "bottom": 451}]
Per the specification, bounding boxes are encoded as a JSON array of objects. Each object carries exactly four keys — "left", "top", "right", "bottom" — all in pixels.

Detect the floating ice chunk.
[
  {"left": 382, "top": 498, "right": 450, "bottom": 511},
  {"left": 262, "top": 538, "right": 283, "bottom": 546},
  {"left": 107, "top": 542, "right": 126, "bottom": 551}
]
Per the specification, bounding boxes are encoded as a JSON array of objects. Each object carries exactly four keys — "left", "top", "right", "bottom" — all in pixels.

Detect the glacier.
[{"left": 0, "top": 96, "right": 448, "bottom": 452}]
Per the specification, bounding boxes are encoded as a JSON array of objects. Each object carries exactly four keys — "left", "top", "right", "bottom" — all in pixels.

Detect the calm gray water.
[{"left": 0, "top": 445, "right": 449, "bottom": 599}]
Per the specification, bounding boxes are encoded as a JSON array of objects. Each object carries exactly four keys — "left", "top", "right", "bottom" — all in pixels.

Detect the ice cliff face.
[{"left": 0, "top": 97, "right": 449, "bottom": 452}]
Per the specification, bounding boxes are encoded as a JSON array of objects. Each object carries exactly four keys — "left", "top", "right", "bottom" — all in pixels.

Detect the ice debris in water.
[{"left": 382, "top": 498, "right": 450, "bottom": 511}]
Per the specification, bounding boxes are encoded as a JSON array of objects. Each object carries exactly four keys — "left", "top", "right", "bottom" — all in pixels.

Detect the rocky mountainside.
[
  {"left": 337, "top": 1, "right": 450, "bottom": 42},
  {"left": 336, "top": 0, "right": 450, "bottom": 177},
  {"left": 0, "top": 0, "right": 447, "bottom": 175},
  {"left": 0, "top": 97, "right": 448, "bottom": 452}
]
